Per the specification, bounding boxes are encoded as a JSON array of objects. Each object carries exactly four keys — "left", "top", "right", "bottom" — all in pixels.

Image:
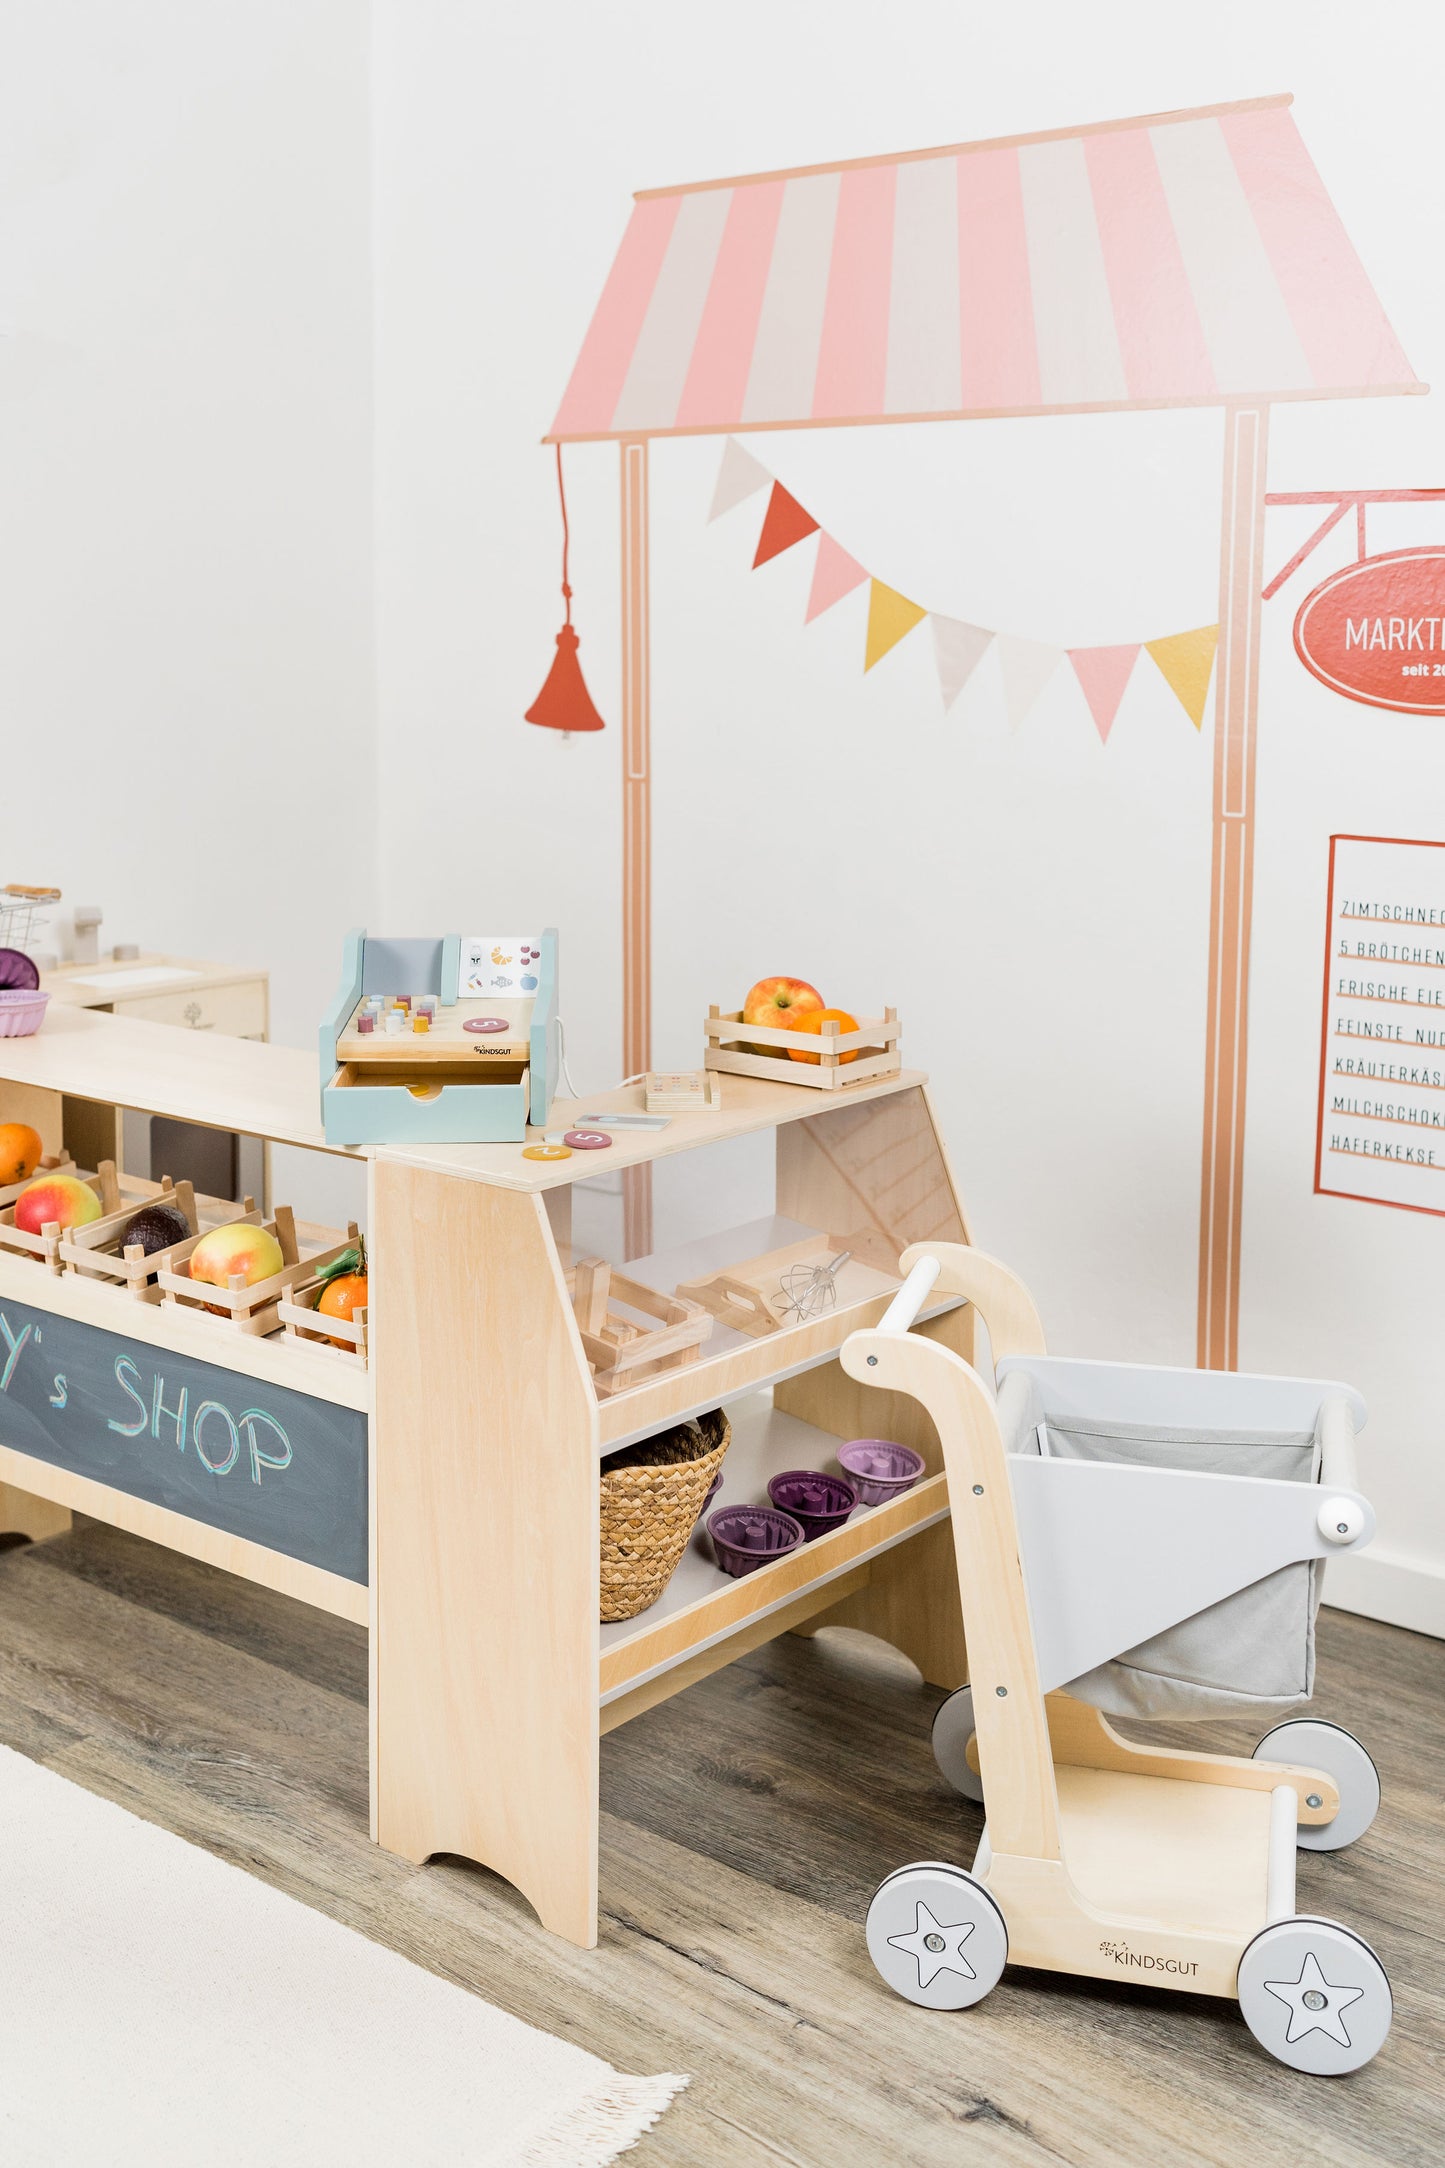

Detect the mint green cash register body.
[{"left": 320, "top": 929, "right": 559, "bottom": 1145}]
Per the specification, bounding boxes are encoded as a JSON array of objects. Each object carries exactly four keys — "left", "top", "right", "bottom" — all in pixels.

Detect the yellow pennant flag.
[
  {"left": 1145, "top": 623, "right": 1219, "bottom": 728},
  {"left": 864, "top": 580, "right": 927, "bottom": 672}
]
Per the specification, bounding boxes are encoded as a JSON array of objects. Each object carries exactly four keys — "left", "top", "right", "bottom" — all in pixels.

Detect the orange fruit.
[
  {"left": 317, "top": 1271, "right": 368, "bottom": 1349},
  {"left": 0, "top": 1122, "right": 44, "bottom": 1186},
  {"left": 788, "top": 1008, "right": 860, "bottom": 1065}
]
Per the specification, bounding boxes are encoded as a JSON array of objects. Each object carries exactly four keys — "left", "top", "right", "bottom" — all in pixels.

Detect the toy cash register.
[{"left": 320, "top": 929, "right": 559, "bottom": 1144}]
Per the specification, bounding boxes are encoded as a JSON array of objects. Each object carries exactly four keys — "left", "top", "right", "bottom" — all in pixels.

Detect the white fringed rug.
[{"left": 0, "top": 1747, "right": 685, "bottom": 2167}]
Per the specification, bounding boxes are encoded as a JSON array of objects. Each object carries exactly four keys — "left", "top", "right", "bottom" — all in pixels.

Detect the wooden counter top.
[
  {"left": 0, "top": 1003, "right": 345, "bottom": 1156},
  {"left": 379, "top": 1067, "right": 932, "bottom": 1190},
  {"left": 0, "top": 1005, "right": 929, "bottom": 1183}
]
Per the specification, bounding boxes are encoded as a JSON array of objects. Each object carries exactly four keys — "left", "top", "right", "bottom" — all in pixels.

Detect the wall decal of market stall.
[{"left": 545, "top": 90, "right": 1423, "bottom": 1367}]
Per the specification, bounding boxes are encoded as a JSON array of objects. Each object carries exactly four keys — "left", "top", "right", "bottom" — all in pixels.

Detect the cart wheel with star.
[
  {"left": 1236, "top": 1918, "right": 1392, "bottom": 2075},
  {"left": 865, "top": 1864, "right": 1009, "bottom": 2011}
]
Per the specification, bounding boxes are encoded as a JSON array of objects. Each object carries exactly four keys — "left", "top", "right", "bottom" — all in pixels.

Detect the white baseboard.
[{"left": 1324, "top": 1547, "right": 1445, "bottom": 1640}]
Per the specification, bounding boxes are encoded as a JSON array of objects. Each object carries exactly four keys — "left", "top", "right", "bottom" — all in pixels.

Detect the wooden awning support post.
[
  {"left": 1198, "top": 404, "right": 1269, "bottom": 1369},
  {"left": 620, "top": 438, "right": 654, "bottom": 1258}
]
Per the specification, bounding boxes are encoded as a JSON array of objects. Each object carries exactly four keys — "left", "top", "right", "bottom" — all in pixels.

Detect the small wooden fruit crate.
[
  {"left": 0, "top": 1152, "right": 78, "bottom": 1214},
  {"left": 703, "top": 1005, "right": 901, "bottom": 1090},
  {"left": 0, "top": 1160, "right": 123, "bottom": 1273},
  {"left": 566, "top": 1258, "right": 713, "bottom": 1399},
  {"left": 157, "top": 1205, "right": 353, "bottom": 1338},
  {"left": 278, "top": 1223, "right": 368, "bottom": 1369},
  {"left": 59, "top": 1176, "right": 201, "bottom": 1302}
]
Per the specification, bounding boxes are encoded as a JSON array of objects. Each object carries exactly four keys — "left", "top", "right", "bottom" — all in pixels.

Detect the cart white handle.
[
  {"left": 1318, "top": 1397, "right": 1359, "bottom": 1493},
  {"left": 877, "top": 1254, "right": 941, "bottom": 1335},
  {"left": 1316, "top": 1397, "right": 1366, "bottom": 1545}
]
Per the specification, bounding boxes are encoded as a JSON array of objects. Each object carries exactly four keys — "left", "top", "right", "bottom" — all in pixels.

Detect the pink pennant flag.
[
  {"left": 1068, "top": 644, "right": 1141, "bottom": 744},
  {"left": 806, "top": 531, "right": 869, "bottom": 622}
]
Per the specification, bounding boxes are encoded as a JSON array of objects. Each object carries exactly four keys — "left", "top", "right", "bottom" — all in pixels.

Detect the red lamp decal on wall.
[{"left": 526, "top": 445, "right": 607, "bottom": 733}]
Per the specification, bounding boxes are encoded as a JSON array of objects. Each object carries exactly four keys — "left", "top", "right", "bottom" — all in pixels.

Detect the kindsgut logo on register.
[{"left": 1099, "top": 1939, "right": 1200, "bottom": 1977}]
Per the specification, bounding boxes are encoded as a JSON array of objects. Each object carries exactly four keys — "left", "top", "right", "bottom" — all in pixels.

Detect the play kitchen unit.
[{"left": 0, "top": 973, "right": 971, "bottom": 1952}]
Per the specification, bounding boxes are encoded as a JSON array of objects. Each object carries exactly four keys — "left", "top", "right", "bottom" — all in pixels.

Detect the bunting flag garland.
[
  {"left": 807, "top": 532, "right": 869, "bottom": 622},
  {"left": 707, "top": 437, "right": 1218, "bottom": 738},
  {"left": 1068, "top": 644, "right": 1141, "bottom": 743},
  {"left": 1144, "top": 624, "right": 1220, "bottom": 729},
  {"left": 865, "top": 581, "right": 928, "bottom": 671},
  {"left": 932, "top": 617, "right": 994, "bottom": 710},
  {"left": 752, "top": 483, "right": 818, "bottom": 568},
  {"left": 996, "top": 636, "right": 1064, "bottom": 730},
  {"left": 708, "top": 438, "right": 771, "bottom": 522}
]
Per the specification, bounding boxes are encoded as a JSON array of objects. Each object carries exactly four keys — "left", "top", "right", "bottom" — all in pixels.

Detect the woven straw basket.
[{"left": 599, "top": 1407, "right": 731, "bottom": 1623}]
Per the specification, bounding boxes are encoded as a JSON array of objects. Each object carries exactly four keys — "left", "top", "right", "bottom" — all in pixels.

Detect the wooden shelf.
[
  {"left": 593, "top": 1216, "right": 961, "bottom": 1449},
  {"left": 0, "top": 1245, "right": 369, "bottom": 1413},
  {"left": 598, "top": 1395, "right": 950, "bottom": 1707},
  {"left": 1054, "top": 1766, "right": 1271, "bottom": 1938}
]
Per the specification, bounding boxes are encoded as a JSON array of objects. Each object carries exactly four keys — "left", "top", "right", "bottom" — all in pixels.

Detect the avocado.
[{"left": 120, "top": 1202, "right": 191, "bottom": 1256}]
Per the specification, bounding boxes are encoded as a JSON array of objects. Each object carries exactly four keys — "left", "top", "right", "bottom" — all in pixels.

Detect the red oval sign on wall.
[{"left": 1294, "top": 548, "right": 1445, "bottom": 715}]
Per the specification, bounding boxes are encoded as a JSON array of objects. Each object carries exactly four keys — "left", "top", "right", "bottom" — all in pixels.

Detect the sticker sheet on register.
[{"left": 460, "top": 938, "right": 543, "bottom": 1000}]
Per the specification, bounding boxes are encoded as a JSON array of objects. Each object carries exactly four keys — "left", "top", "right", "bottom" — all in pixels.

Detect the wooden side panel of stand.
[
  {"left": 0, "top": 1083, "right": 72, "bottom": 1540},
  {"left": 788, "top": 1497, "right": 968, "bottom": 1691},
  {"left": 777, "top": 1085, "right": 972, "bottom": 1682},
  {"left": 0, "top": 1080, "right": 65, "bottom": 1158},
  {"left": 370, "top": 1159, "right": 601, "bottom": 1946},
  {"left": 0, "top": 1481, "right": 71, "bottom": 1543},
  {"left": 775, "top": 1082, "right": 970, "bottom": 1262}
]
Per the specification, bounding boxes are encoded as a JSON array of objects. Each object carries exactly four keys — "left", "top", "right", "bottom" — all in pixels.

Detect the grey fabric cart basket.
[{"left": 999, "top": 1363, "right": 1347, "bottom": 1723}]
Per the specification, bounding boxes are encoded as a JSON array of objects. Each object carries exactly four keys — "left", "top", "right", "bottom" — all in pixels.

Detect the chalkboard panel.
[{"left": 0, "top": 1294, "right": 368, "bottom": 1584}]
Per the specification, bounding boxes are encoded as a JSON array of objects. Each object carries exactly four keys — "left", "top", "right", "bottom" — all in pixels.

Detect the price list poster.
[{"left": 1316, "top": 835, "right": 1445, "bottom": 1215}]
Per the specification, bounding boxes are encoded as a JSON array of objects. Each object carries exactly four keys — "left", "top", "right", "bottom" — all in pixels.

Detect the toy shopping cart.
[{"left": 845, "top": 1245, "right": 1391, "bottom": 2075}]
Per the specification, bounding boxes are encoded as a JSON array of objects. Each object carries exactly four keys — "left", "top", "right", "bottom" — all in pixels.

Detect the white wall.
[
  {"left": 372, "top": 0, "right": 1445, "bottom": 1631},
  {"left": 0, "top": 0, "right": 376, "bottom": 1055}
]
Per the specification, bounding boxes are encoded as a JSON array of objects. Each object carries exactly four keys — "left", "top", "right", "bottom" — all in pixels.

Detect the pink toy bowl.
[
  {"left": 836, "top": 1438, "right": 926, "bottom": 1507},
  {"left": 707, "top": 1504, "right": 804, "bottom": 1578},
  {"left": 0, "top": 988, "right": 49, "bottom": 1038},
  {"left": 766, "top": 1468, "right": 857, "bottom": 1541}
]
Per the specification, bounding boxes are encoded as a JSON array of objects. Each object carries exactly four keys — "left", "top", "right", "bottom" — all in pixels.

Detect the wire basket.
[
  {"left": 0, "top": 887, "right": 60, "bottom": 953},
  {"left": 599, "top": 1407, "right": 731, "bottom": 1622}
]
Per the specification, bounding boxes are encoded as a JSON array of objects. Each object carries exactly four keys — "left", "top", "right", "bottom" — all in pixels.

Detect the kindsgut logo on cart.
[{"left": 1099, "top": 1939, "right": 1200, "bottom": 1977}]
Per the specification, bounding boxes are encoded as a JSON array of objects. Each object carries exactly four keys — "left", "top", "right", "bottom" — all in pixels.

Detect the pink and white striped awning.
[{"left": 549, "top": 95, "right": 1418, "bottom": 441}]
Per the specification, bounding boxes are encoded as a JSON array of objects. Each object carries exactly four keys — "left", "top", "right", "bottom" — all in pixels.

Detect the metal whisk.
[{"left": 776, "top": 1250, "right": 852, "bottom": 1322}]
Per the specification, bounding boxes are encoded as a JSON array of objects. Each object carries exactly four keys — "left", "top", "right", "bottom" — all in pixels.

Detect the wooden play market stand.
[{"left": 0, "top": 1004, "right": 971, "bottom": 1946}]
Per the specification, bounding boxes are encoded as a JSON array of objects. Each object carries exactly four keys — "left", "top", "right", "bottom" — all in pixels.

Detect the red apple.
[
  {"left": 741, "top": 976, "right": 825, "bottom": 1055},
  {"left": 14, "top": 1174, "right": 101, "bottom": 1235},
  {"left": 189, "top": 1222, "right": 285, "bottom": 1290}
]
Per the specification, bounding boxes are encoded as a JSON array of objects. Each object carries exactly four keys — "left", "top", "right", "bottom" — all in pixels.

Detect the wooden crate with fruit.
[
  {"left": 157, "top": 1204, "right": 351, "bottom": 1338},
  {"left": 278, "top": 1228, "right": 369, "bottom": 1368},
  {"left": 566, "top": 1257, "right": 713, "bottom": 1399},
  {"left": 58, "top": 1176, "right": 202, "bottom": 1302},
  {"left": 0, "top": 1160, "right": 124, "bottom": 1273},
  {"left": 704, "top": 981, "right": 901, "bottom": 1091},
  {"left": 0, "top": 1118, "right": 73, "bottom": 1215}
]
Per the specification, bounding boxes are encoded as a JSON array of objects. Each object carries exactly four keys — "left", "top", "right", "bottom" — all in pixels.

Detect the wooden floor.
[{"left": 0, "top": 1522, "right": 1441, "bottom": 2166}]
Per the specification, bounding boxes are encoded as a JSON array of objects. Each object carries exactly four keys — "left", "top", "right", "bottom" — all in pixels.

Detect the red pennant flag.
[{"left": 753, "top": 483, "right": 819, "bottom": 568}]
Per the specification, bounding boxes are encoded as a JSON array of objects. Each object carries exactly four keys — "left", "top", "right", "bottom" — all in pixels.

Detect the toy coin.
[
  {"left": 463, "top": 1016, "right": 511, "bottom": 1035},
  {"left": 522, "top": 1142, "right": 572, "bottom": 1161},
  {"left": 563, "top": 1129, "right": 613, "bottom": 1151}
]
